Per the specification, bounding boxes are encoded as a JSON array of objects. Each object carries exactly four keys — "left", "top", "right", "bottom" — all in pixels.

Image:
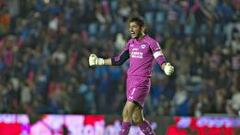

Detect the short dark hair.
[{"left": 127, "top": 16, "right": 145, "bottom": 27}]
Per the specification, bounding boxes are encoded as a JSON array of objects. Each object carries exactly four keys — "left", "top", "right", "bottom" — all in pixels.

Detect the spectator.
[{"left": 0, "top": 0, "right": 238, "bottom": 117}]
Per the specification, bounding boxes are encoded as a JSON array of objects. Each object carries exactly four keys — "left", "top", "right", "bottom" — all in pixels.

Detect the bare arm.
[
  {"left": 103, "top": 58, "right": 112, "bottom": 65},
  {"left": 161, "top": 62, "right": 166, "bottom": 70}
]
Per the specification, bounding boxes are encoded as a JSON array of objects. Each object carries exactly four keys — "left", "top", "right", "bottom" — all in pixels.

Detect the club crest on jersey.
[{"left": 141, "top": 44, "right": 146, "bottom": 49}]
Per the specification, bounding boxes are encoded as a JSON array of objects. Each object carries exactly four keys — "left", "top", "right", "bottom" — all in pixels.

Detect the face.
[{"left": 128, "top": 22, "right": 143, "bottom": 39}]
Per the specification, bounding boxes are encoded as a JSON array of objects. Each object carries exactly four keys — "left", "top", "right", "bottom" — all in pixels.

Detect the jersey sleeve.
[
  {"left": 149, "top": 41, "right": 161, "bottom": 53},
  {"left": 149, "top": 41, "right": 166, "bottom": 65},
  {"left": 111, "top": 41, "right": 130, "bottom": 66}
]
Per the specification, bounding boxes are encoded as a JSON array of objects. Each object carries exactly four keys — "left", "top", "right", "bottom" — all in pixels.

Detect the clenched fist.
[
  {"left": 163, "top": 63, "right": 174, "bottom": 76},
  {"left": 89, "top": 54, "right": 104, "bottom": 66}
]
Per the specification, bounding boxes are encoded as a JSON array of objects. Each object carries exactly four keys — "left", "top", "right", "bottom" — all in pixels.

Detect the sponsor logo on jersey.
[
  {"left": 141, "top": 44, "right": 146, "bottom": 49},
  {"left": 132, "top": 48, "right": 139, "bottom": 51},
  {"left": 131, "top": 52, "right": 143, "bottom": 58}
]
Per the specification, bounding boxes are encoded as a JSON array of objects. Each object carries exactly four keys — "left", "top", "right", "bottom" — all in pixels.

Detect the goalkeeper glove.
[
  {"left": 163, "top": 62, "right": 174, "bottom": 76},
  {"left": 89, "top": 54, "right": 104, "bottom": 66}
]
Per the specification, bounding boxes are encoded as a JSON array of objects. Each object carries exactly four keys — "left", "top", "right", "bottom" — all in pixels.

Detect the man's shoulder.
[
  {"left": 126, "top": 38, "right": 135, "bottom": 47},
  {"left": 127, "top": 38, "right": 135, "bottom": 43},
  {"left": 144, "top": 35, "right": 158, "bottom": 45}
]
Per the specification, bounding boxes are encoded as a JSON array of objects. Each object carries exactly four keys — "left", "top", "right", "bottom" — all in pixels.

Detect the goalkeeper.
[{"left": 89, "top": 16, "right": 174, "bottom": 135}]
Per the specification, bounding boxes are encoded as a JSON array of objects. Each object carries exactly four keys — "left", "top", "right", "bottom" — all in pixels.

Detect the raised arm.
[
  {"left": 110, "top": 48, "right": 129, "bottom": 66},
  {"left": 89, "top": 43, "right": 129, "bottom": 66},
  {"left": 150, "top": 41, "right": 174, "bottom": 76},
  {"left": 88, "top": 54, "right": 111, "bottom": 66}
]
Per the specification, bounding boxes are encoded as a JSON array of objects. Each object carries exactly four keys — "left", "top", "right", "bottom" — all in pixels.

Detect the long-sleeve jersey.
[{"left": 111, "top": 35, "right": 166, "bottom": 77}]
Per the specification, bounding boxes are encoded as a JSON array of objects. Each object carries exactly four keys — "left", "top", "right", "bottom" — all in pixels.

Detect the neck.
[{"left": 136, "top": 33, "right": 146, "bottom": 40}]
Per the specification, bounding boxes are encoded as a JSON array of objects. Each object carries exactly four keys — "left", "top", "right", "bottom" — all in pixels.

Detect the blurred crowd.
[{"left": 0, "top": 0, "right": 239, "bottom": 117}]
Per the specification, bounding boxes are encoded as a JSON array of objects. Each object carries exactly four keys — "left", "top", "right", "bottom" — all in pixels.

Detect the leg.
[
  {"left": 132, "top": 103, "right": 144, "bottom": 125},
  {"left": 132, "top": 105, "right": 156, "bottom": 135},
  {"left": 119, "top": 101, "right": 137, "bottom": 135}
]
